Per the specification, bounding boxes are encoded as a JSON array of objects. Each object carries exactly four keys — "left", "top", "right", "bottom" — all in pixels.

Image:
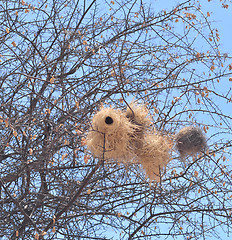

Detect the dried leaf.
[
  {"left": 41, "top": 231, "right": 47, "bottom": 236},
  {"left": 50, "top": 76, "right": 55, "bottom": 83},
  {"left": 81, "top": 138, "right": 86, "bottom": 146},
  {"left": 229, "top": 64, "right": 232, "bottom": 71},
  {"left": 5, "top": 118, "right": 9, "bottom": 127},
  {"left": 75, "top": 101, "right": 79, "bottom": 109},
  {"left": 119, "top": 98, "right": 123, "bottom": 103},
  {"left": 45, "top": 109, "right": 51, "bottom": 114},
  {"left": 210, "top": 65, "right": 215, "bottom": 71},
  {"left": 62, "top": 153, "right": 68, "bottom": 160},
  {"left": 203, "top": 126, "right": 207, "bottom": 133},
  {"left": 84, "top": 155, "right": 90, "bottom": 164},
  {"left": 194, "top": 170, "right": 198, "bottom": 177},
  {"left": 196, "top": 52, "right": 201, "bottom": 59}
]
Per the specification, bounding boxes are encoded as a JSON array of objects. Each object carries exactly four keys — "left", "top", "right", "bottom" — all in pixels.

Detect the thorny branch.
[{"left": 0, "top": 0, "right": 232, "bottom": 239}]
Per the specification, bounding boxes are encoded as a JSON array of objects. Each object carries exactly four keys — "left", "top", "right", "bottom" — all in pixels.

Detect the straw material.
[
  {"left": 125, "top": 102, "right": 151, "bottom": 129},
  {"left": 136, "top": 133, "right": 171, "bottom": 181},
  {"left": 125, "top": 103, "right": 151, "bottom": 149},
  {"left": 125, "top": 103, "right": 171, "bottom": 181},
  {"left": 87, "top": 104, "right": 172, "bottom": 181},
  {"left": 175, "top": 126, "right": 207, "bottom": 158},
  {"left": 86, "top": 107, "right": 135, "bottom": 162}
]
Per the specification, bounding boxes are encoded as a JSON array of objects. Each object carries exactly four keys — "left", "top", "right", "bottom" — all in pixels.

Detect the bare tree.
[{"left": 0, "top": 0, "right": 232, "bottom": 239}]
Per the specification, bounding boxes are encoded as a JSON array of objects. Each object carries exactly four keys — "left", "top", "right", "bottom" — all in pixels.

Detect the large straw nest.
[
  {"left": 86, "top": 105, "right": 172, "bottom": 180},
  {"left": 175, "top": 126, "right": 207, "bottom": 158},
  {"left": 125, "top": 103, "right": 151, "bottom": 149},
  {"left": 86, "top": 107, "right": 136, "bottom": 162},
  {"left": 136, "top": 133, "right": 171, "bottom": 181}
]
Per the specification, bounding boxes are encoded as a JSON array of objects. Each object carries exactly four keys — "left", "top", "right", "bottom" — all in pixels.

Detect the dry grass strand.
[{"left": 125, "top": 102, "right": 151, "bottom": 128}]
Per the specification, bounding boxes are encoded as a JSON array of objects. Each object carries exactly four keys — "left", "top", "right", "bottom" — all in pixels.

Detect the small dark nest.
[{"left": 175, "top": 126, "right": 207, "bottom": 158}]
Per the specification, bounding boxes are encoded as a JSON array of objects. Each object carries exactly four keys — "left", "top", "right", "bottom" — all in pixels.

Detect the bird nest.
[{"left": 175, "top": 126, "right": 207, "bottom": 158}]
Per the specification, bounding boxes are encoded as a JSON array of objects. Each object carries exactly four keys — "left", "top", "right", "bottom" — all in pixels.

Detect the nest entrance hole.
[{"left": 105, "top": 116, "right": 113, "bottom": 125}]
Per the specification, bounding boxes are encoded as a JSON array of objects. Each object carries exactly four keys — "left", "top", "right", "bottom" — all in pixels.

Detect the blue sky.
[
  {"left": 147, "top": 0, "right": 232, "bottom": 55},
  {"left": 1, "top": 0, "right": 231, "bottom": 239},
  {"left": 71, "top": 0, "right": 232, "bottom": 238},
  {"left": 200, "top": 0, "right": 232, "bottom": 54},
  {"left": 141, "top": 1, "right": 232, "bottom": 239},
  {"left": 96, "top": 0, "right": 232, "bottom": 239}
]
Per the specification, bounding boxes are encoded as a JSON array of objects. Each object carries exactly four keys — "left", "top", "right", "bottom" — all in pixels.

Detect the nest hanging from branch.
[
  {"left": 86, "top": 107, "right": 136, "bottom": 163},
  {"left": 174, "top": 126, "right": 207, "bottom": 158},
  {"left": 136, "top": 133, "right": 171, "bottom": 181},
  {"left": 86, "top": 104, "right": 172, "bottom": 181}
]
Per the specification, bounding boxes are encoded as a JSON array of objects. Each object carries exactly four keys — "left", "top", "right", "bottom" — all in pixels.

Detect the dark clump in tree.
[
  {"left": 175, "top": 126, "right": 207, "bottom": 158},
  {"left": 0, "top": 0, "right": 232, "bottom": 239}
]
